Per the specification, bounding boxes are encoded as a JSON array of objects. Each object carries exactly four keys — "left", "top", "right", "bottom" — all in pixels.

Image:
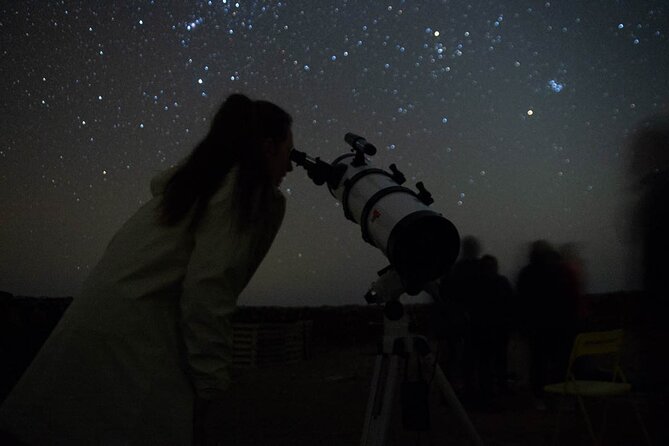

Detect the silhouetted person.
[
  {"left": 478, "top": 255, "right": 514, "bottom": 396},
  {"left": 558, "top": 243, "right": 589, "bottom": 330},
  {"left": 628, "top": 113, "right": 669, "bottom": 443},
  {"left": 517, "top": 240, "right": 576, "bottom": 409},
  {"left": 438, "top": 235, "right": 482, "bottom": 399},
  {"left": 0, "top": 93, "right": 294, "bottom": 445},
  {"left": 459, "top": 253, "right": 514, "bottom": 408}
]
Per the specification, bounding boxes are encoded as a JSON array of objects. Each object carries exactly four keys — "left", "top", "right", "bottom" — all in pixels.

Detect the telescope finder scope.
[{"left": 345, "top": 132, "right": 377, "bottom": 156}]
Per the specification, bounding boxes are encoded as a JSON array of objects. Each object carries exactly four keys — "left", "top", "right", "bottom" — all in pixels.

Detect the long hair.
[{"left": 159, "top": 94, "right": 292, "bottom": 230}]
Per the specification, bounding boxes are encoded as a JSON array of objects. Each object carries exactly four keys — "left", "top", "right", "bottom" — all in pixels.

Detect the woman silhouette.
[{"left": 0, "top": 93, "right": 294, "bottom": 445}]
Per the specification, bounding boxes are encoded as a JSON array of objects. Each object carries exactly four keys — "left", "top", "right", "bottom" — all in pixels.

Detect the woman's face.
[{"left": 266, "top": 129, "right": 294, "bottom": 187}]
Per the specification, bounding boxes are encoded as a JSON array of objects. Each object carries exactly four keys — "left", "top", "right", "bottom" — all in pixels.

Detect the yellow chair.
[{"left": 543, "top": 329, "right": 651, "bottom": 445}]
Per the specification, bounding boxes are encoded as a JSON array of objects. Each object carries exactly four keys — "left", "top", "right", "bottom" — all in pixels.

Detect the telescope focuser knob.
[
  {"left": 389, "top": 164, "right": 406, "bottom": 185},
  {"left": 415, "top": 182, "right": 434, "bottom": 205}
]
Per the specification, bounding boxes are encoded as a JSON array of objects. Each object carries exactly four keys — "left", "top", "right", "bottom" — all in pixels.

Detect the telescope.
[{"left": 290, "top": 133, "right": 460, "bottom": 298}]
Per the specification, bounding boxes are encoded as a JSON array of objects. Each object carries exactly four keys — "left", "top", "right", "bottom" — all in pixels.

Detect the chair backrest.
[
  {"left": 571, "top": 329, "right": 624, "bottom": 360},
  {"left": 566, "top": 329, "right": 626, "bottom": 381}
]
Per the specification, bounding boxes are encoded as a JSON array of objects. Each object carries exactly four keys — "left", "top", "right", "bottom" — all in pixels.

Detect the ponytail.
[{"left": 159, "top": 94, "right": 292, "bottom": 229}]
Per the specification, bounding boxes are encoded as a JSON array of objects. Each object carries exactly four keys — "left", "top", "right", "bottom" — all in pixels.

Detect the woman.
[{"left": 0, "top": 93, "right": 294, "bottom": 445}]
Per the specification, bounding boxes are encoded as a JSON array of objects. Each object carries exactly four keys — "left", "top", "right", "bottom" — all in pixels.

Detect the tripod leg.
[
  {"left": 361, "top": 355, "right": 400, "bottom": 446},
  {"left": 432, "top": 361, "right": 486, "bottom": 446}
]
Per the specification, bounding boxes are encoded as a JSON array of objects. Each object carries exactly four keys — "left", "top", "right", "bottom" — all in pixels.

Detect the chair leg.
[
  {"left": 575, "top": 395, "right": 598, "bottom": 445},
  {"left": 629, "top": 396, "right": 653, "bottom": 446}
]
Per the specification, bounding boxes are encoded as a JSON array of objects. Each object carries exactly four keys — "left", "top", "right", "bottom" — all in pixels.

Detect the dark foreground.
[
  {"left": 2, "top": 293, "right": 667, "bottom": 445},
  {"left": 216, "top": 339, "right": 661, "bottom": 446}
]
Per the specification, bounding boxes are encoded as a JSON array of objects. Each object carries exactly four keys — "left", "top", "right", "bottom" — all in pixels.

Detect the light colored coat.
[{"left": 0, "top": 167, "right": 286, "bottom": 445}]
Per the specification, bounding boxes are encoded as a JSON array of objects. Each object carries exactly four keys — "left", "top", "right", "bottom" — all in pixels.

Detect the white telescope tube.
[{"left": 328, "top": 153, "right": 459, "bottom": 294}]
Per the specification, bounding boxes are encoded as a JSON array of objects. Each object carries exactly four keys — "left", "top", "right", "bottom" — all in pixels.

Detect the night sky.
[{"left": 1, "top": 1, "right": 667, "bottom": 306}]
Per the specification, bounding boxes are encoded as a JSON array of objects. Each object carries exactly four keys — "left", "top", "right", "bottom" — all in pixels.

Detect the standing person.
[
  {"left": 477, "top": 255, "right": 514, "bottom": 397},
  {"left": 516, "top": 240, "right": 575, "bottom": 410},
  {"left": 438, "top": 235, "right": 482, "bottom": 401},
  {"left": 628, "top": 113, "right": 669, "bottom": 443},
  {"left": 558, "top": 243, "right": 589, "bottom": 330},
  {"left": 0, "top": 93, "right": 294, "bottom": 445}
]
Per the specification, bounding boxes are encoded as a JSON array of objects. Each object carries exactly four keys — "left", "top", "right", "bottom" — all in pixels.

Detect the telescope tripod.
[{"left": 360, "top": 304, "right": 485, "bottom": 446}]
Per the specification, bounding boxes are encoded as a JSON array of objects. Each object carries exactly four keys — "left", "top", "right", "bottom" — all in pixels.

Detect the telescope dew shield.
[{"left": 328, "top": 154, "right": 460, "bottom": 294}]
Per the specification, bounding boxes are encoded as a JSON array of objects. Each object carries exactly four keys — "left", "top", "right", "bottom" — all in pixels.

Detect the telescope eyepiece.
[
  {"left": 290, "top": 148, "right": 346, "bottom": 188},
  {"left": 289, "top": 148, "right": 307, "bottom": 166}
]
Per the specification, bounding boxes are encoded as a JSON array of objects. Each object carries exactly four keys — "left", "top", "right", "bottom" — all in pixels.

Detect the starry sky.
[{"left": 1, "top": 1, "right": 668, "bottom": 306}]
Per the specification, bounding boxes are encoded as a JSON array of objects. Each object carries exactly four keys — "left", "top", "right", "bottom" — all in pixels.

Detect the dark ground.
[
  {"left": 214, "top": 338, "right": 660, "bottom": 446},
  {"left": 2, "top": 292, "right": 667, "bottom": 445}
]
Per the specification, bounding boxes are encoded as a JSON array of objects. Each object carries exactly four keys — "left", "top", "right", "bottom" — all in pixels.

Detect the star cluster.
[{"left": 1, "top": 1, "right": 667, "bottom": 304}]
